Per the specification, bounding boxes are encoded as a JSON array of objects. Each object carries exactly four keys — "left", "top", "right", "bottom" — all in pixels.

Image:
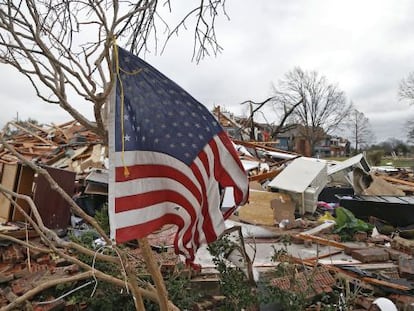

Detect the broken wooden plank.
[
  {"left": 381, "top": 175, "right": 414, "bottom": 188},
  {"left": 290, "top": 255, "right": 411, "bottom": 292},
  {"left": 51, "top": 122, "right": 70, "bottom": 142},
  {"left": 9, "top": 122, "right": 57, "bottom": 146},
  {"left": 12, "top": 165, "right": 35, "bottom": 221},
  {"left": 248, "top": 168, "right": 281, "bottom": 182},
  {"left": 0, "top": 164, "right": 19, "bottom": 222},
  {"left": 24, "top": 122, "right": 50, "bottom": 134},
  {"left": 295, "top": 233, "right": 347, "bottom": 250}
]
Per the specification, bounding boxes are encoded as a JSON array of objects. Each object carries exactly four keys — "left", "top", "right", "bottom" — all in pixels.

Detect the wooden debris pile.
[
  {"left": 0, "top": 120, "right": 105, "bottom": 176},
  {"left": 375, "top": 172, "right": 414, "bottom": 195},
  {"left": 232, "top": 139, "right": 300, "bottom": 187}
]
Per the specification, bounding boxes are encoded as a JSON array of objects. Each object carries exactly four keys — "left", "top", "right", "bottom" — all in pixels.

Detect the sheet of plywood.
[
  {"left": 237, "top": 190, "right": 285, "bottom": 226},
  {"left": 363, "top": 174, "right": 405, "bottom": 196},
  {"left": 12, "top": 165, "right": 35, "bottom": 221},
  {"left": 0, "top": 163, "right": 19, "bottom": 222},
  {"left": 33, "top": 166, "right": 75, "bottom": 229}
]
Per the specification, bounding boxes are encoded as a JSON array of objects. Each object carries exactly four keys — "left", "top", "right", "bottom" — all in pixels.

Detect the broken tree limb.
[
  {"left": 0, "top": 233, "right": 49, "bottom": 254},
  {"left": 0, "top": 127, "right": 182, "bottom": 311},
  {"left": 0, "top": 174, "right": 152, "bottom": 308},
  {"left": 0, "top": 185, "right": 119, "bottom": 264},
  {"left": 120, "top": 251, "right": 146, "bottom": 311},
  {"left": 138, "top": 238, "right": 170, "bottom": 311},
  {"left": 0, "top": 188, "right": 174, "bottom": 310},
  {"left": 220, "top": 225, "right": 257, "bottom": 289},
  {"left": 218, "top": 226, "right": 260, "bottom": 311},
  {"left": 0, "top": 189, "right": 120, "bottom": 273},
  {"left": 0, "top": 271, "right": 93, "bottom": 311}
]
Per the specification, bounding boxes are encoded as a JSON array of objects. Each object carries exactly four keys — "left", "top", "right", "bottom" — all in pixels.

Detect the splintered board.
[
  {"left": 12, "top": 165, "right": 35, "bottom": 221},
  {"left": 237, "top": 190, "right": 292, "bottom": 226},
  {"left": 0, "top": 163, "right": 19, "bottom": 222}
]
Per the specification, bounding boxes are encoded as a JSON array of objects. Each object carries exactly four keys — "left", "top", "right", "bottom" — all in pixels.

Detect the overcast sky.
[{"left": 1, "top": 1, "right": 414, "bottom": 143}]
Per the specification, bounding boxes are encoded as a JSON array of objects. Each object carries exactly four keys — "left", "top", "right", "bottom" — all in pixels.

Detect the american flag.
[{"left": 108, "top": 47, "right": 249, "bottom": 262}]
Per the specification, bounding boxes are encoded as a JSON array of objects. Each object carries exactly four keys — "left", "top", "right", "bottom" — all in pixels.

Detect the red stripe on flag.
[
  {"left": 213, "top": 132, "right": 248, "bottom": 205},
  {"left": 115, "top": 164, "right": 201, "bottom": 201},
  {"left": 115, "top": 188, "right": 198, "bottom": 250},
  {"left": 197, "top": 150, "right": 210, "bottom": 178},
  {"left": 189, "top": 161, "right": 216, "bottom": 244},
  {"left": 115, "top": 189, "right": 197, "bottom": 218},
  {"left": 217, "top": 132, "right": 246, "bottom": 171}
]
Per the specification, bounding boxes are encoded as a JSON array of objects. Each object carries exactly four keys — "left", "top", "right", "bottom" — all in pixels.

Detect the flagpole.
[
  {"left": 111, "top": 42, "right": 172, "bottom": 311},
  {"left": 138, "top": 238, "right": 170, "bottom": 311},
  {"left": 110, "top": 44, "right": 248, "bottom": 311},
  {"left": 108, "top": 80, "right": 147, "bottom": 310}
]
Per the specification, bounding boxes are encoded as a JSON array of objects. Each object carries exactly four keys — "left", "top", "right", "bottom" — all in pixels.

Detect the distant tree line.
[
  {"left": 244, "top": 67, "right": 377, "bottom": 155},
  {"left": 399, "top": 72, "right": 414, "bottom": 144},
  {"left": 242, "top": 67, "right": 414, "bottom": 156},
  {"left": 369, "top": 138, "right": 413, "bottom": 157}
]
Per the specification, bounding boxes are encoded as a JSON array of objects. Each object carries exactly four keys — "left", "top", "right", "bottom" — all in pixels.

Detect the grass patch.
[
  {"left": 380, "top": 157, "right": 414, "bottom": 168},
  {"left": 325, "top": 156, "right": 414, "bottom": 169}
]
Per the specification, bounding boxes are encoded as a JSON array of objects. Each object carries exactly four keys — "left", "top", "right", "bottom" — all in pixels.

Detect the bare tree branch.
[
  {"left": 0, "top": 3, "right": 227, "bottom": 309},
  {"left": 399, "top": 71, "right": 414, "bottom": 105},
  {"left": 0, "top": 0, "right": 226, "bottom": 137},
  {"left": 272, "top": 67, "right": 351, "bottom": 155},
  {"left": 348, "top": 107, "right": 374, "bottom": 152}
]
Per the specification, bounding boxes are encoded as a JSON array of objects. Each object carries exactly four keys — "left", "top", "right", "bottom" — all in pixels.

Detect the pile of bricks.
[
  {"left": 0, "top": 235, "right": 184, "bottom": 310},
  {"left": 270, "top": 265, "right": 336, "bottom": 298},
  {"left": 0, "top": 239, "right": 80, "bottom": 310}
]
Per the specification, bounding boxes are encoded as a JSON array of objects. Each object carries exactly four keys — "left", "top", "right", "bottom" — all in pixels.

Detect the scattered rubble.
[{"left": 1, "top": 119, "right": 414, "bottom": 309}]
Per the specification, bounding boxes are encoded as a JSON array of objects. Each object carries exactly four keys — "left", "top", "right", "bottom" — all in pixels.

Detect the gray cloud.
[{"left": 1, "top": 1, "right": 414, "bottom": 143}]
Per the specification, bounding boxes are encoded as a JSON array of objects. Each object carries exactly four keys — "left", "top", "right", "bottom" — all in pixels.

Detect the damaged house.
[
  {"left": 1, "top": 72, "right": 414, "bottom": 311},
  {"left": 2, "top": 111, "right": 414, "bottom": 310}
]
